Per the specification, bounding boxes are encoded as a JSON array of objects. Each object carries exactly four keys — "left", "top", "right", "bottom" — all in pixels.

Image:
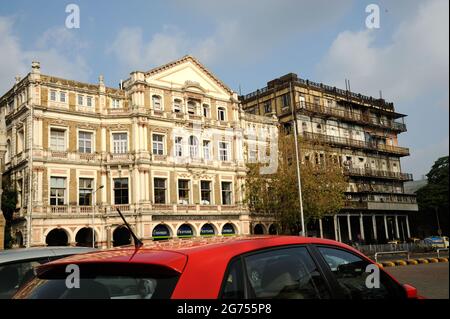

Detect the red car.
[{"left": 14, "top": 236, "right": 419, "bottom": 299}]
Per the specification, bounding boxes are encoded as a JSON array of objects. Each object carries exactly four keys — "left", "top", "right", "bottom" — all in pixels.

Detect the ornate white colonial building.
[{"left": 0, "top": 56, "right": 278, "bottom": 248}]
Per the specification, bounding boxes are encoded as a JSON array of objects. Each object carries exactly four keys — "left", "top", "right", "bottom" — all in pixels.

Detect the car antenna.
[{"left": 116, "top": 208, "right": 143, "bottom": 249}]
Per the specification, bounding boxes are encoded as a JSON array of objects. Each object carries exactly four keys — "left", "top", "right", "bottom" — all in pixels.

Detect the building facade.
[
  {"left": 240, "top": 73, "right": 418, "bottom": 244},
  {"left": 0, "top": 56, "right": 277, "bottom": 248}
]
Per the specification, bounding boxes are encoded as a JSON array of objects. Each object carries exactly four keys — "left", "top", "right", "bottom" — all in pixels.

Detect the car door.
[
  {"left": 313, "top": 245, "right": 407, "bottom": 299},
  {"left": 221, "top": 245, "right": 336, "bottom": 299}
]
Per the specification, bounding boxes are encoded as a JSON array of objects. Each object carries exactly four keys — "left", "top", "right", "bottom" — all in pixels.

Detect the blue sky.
[{"left": 1, "top": 0, "right": 448, "bottom": 179}]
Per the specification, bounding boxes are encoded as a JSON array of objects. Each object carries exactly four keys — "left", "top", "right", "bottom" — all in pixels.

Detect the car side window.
[
  {"left": 0, "top": 258, "right": 49, "bottom": 299},
  {"left": 243, "top": 247, "right": 331, "bottom": 299},
  {"left": 318, "top": 247, "right": 405, "bottom": 299},
  {"left": 221, "top": 258, "right": 245, "bottom": 299}
]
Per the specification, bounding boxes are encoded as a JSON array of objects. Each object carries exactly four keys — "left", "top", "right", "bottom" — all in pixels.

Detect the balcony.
[
  {"left": 34, "top": 203, "right": 244, "bottom": 218},
  {"left": 302, "top": 132, "right": 410, "bottom": 156},
  {"left": 297, "top": 102, "right": 406, "bottom": 132},
  {"left": 37, "top": 150, "right": 102, "bottom": 163},
  {"left": 344, "top": 167, "right": 413, "bottom": 181},
  {"left": 345, "top": 194, "right": 418, "bottom": 211}
]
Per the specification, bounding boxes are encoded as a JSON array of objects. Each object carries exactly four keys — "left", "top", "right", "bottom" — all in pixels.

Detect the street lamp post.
[{"left": 91, "top": 185, "right": 104, "bottom": 248}]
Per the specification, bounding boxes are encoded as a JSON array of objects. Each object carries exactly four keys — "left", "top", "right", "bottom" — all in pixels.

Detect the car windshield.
[{"left": 13, "top": 263, "right": 180, "bottom": 299}]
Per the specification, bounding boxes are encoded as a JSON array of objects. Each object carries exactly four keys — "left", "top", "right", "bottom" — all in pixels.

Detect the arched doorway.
[
  {"left": 268, "top": 224, "right": 278, "bottom": 235},
  {"left": 177, "top": 224, "right": 194, "bottom": 238},
  {"left": 113, "top": 226, "right": 131, "bottom": 247},
  {"left": 46, "top": 228, "right": 69, "bottom": 246},
  {"left": 75, "top": 227, "right": 95, "bottom": 247},
  {"left": 253, "top": 224, "right": 265, "bottom": 235},
  {"left": 15, "top": 231, "right": 24, "bottom": 247},
  {"left": 222, "top": 223, "right": 236, "bottom": 236},
  {"left": 152, "top": 224, "right": 171, "bottom": 241},
  {"left": 200, "top": 223, "right": 216, "bottom": 237}
]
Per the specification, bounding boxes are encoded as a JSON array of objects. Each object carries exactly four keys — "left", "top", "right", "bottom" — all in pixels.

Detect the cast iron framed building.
[{"left": 240, "top": 73, "right": 418, "bottom": 244}]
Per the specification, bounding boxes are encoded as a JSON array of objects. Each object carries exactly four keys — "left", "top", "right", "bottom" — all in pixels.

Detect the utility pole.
[{"left": 289, "top": 82, "right": 306, "bottom": 236}]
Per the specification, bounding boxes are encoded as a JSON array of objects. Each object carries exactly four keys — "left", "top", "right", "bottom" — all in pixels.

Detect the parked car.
[
  {"left": 13, "top": 236, "right": 420, "bottom": 299},
  {"left": 424, "top": 236, "right": 449, "bottom": 248},
  {"left": 0, "top": 246, "right": 96, "bottom": 299}
]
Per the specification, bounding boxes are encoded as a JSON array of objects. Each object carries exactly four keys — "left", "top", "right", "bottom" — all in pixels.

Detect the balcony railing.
[
  {"left": 344, "top": 167, "right": 413, "bottom": 181},
  {"left": 298, "top": 102, "right": 406, "bottom": 132},
  {"left": 302, "top": 132, "right": 410, "bottom": 156},
  {"left": 35, "top": 203, "right": 244, "bottom": 217}
]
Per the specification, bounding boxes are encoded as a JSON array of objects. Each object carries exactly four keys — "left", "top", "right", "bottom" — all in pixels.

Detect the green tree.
[
  {"left": 244, "top": 132, "right": 347, "bottom": 235},
  {"left": 2, "top": 178, "right": 18, "bottom": 248},
  {"left": 416, "top": 156, "right": 448, "bottom": 210},
  {"left": 415, "top": 156, "right": 449, "bottom": 236}
]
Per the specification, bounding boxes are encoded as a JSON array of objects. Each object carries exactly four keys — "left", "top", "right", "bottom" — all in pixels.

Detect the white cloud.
[
  {"left": 0, "top": 17, "right": 91, "bottom": 93},
  {"left": 317, "top": 0, "right": 449, "bottom": 105},
  {"left": 108, "top": 0, "right": 352, "bottom": 71}
]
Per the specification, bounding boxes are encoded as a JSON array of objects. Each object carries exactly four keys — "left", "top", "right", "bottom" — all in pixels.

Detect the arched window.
[
  {"left": 152, "top": 95, "right": 162, "bottom": 111},
  {"left": 189, "top": 136, "right": 198, "bottom": 158},
  {"left": 5, "top": 140, "right": 11, "bottom": 163},
  {"left": 217, "top": 107, "right": 226, "bottom": 121}
]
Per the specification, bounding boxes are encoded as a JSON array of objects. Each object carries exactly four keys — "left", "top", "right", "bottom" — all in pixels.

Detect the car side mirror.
[{"left": 403, "top": 284, "right": 418, "bottom": 299}]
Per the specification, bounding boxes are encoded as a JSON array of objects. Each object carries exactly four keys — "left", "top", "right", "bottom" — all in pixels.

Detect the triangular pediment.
[{"left": 145, "top": 56, "right": 234, "bottom": 100}]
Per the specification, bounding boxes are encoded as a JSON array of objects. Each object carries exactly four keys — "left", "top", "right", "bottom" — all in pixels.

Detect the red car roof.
[{"left": 37, "top": 235, "right": 367, "bottom": 298}]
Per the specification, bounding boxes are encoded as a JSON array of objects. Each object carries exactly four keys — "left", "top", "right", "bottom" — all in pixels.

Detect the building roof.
[{"left": 404, "top": 179, "right": 428, "bottom": 194}]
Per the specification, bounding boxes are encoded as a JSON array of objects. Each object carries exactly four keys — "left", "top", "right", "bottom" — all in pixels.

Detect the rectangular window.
[
  {"left": 154, "top": 178, "right": 167, "bottom": 204},
  {"left": 221, "top": 181, "right": 232, "bottom": 205},
  {"left": 112, "top": 133, "right": 128, "bottom": 154},
  {"left": 50, "top": 90, "right": 57, "bottom": 101},
  {"left": 299, "top": 95, "right": 306, "bottom": 108},
  {"left": 114, "top": 178, "right": 129, "bottom": 204},
  {"left": 203, "top": 140, "right": 211, "bottom": 160},
  {"left": 17, "top": 130, "right": 24, "bottom": 153},
  {"left": 264, "top": 101, "right": 272, "bottom": 114},
  {"left": 314, "top": 97, "right": 320, "bottom": 106},
  {"left": 78, "top": 95, "right": 84, "bottom": 106},
  {"left": 178, "top": 179, "right": 190, "bottom": 204},
  {"left": 78, "top": 131, "right": 93, "bottom": 153},
  {"left": 60, "top": 92, "right": 66, "bottom": 103},
  {"left": 219, "top": 142, "right": 230, "bottom": 161},
  {"left": 152, "top": 134, "right": 164, "bottom": 155},
  {"left": 152, "top": 95, "right": 162, "bottom": 110},
  {"left": 86, "top": 96, "right": 93, "bottom": 107},
  {"left": 200, "top": 181, "right": 211, "bottom": 205},
  {"left": 173, "top": 99, "right": 182, "bottom": 113},
  {"left": 218, "top": 107, "right": 226, "bottom": 121},
  {"left": 282, "top": 94, "right": 290, "bottom": 108},
  {"left": 50, "top": 128, "right": 66, "bottom": 151},
  {"left": 112, "top": 99, "right": 120, "bottom": 109},
  {"left": 203, "top": 104, "right": 210, "bottom": 117},
  {"left": 175, "top": 137, "right": 183, "bottom": 157},
  {"left": 50, "top": 177, "right": 66, "bottom": 206},
  {"left": 79, "top": 178, "right": 93, "bottom": 206}
]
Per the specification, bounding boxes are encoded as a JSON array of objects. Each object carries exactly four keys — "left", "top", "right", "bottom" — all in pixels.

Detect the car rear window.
[{"left": 14, "top": 263, "right": 180, "bottom": 299}]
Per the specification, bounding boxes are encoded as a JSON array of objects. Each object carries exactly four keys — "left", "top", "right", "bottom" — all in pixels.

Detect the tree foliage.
[
  {"left": 244, "top": 132, "right": 347, "bottom": 235},
  {"left": 416, "top": 156, "right": 449, "bottom": 211}
]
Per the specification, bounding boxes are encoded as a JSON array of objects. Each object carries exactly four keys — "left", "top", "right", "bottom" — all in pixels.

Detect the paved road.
[{"left": 385, "top": 263, "right": 449, "bottom": 299}]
